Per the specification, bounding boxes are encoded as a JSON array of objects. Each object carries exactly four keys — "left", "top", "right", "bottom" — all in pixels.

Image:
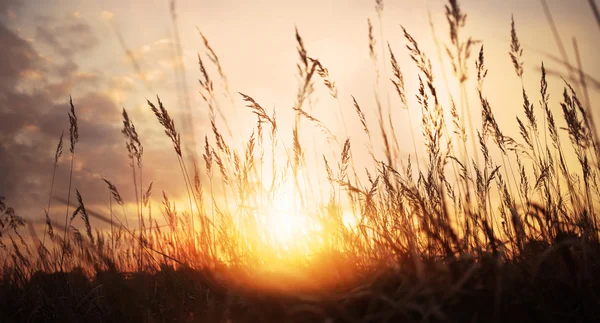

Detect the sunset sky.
[{"left": 1, "top": 0, "right": 599, "bottom": 228}]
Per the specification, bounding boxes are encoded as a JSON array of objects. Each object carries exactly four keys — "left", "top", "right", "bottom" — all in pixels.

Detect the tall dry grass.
[{"left": 1, "top": 0, "right": 600, "bottom": 321}]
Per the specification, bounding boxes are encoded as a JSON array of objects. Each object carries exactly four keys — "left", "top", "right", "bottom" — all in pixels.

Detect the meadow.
[{"left": 1, "top": 0, "right": 600, "bottom": 322}]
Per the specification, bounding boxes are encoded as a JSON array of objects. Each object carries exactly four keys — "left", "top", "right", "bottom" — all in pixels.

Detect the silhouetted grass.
[{"left": 1, "top": 0, "right": 600, "bottom": 322}]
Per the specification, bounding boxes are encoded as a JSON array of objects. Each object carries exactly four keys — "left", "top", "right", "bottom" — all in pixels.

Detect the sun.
[{"left": 262, "top": 182, "right": 317, "bottom": 252}]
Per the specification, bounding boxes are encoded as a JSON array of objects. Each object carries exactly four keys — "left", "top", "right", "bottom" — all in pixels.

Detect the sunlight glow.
[{"left": 263, "top": 182, "right": 315, "bottom": 251}]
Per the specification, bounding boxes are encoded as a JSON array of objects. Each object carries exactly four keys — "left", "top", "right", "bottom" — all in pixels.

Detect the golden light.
[
  {"left": 342, "top": 210, "right": 358, "bottom": 228},
  {"left": 262, "top": 181, "right": 317, "bottom": 252}
]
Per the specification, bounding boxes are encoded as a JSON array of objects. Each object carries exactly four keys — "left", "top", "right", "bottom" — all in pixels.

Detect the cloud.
[
  {"left": 0, "top": 36, "right": 123, "bottom": 213},
  {"left": 121, "top": 37, "right": 179, "bottom": 88},
  {"left": 43, "top": 71, "right": 103, "bottom": 98},
  {"left": 100, "top": 10, "right": 114, "bottom": 22},
  {"left": 0, "top": 12, "right": 193, "bottom": 230},
  {"left": 0, "top": 0, "right": 21, "bottom": 18},
  {"left": 35, "top": 13, "right": 99, "bottom": 58},
  {"left": 0, "top": 22, "right": 37, "bottom": 89}
]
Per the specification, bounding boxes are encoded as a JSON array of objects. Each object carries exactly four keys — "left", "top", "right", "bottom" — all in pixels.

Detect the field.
[{"left": 1, "top": 0, "right": 600, "bottom": 322}]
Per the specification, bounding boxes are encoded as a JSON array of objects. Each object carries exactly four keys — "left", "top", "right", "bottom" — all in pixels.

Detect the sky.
[{"left": 1, "top": 0, "right": 599, "bottom": 231}]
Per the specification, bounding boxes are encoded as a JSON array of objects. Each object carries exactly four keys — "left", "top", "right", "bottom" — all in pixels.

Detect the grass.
[{"left": 1, "top": 0, "right": 600, "bottom": 322}]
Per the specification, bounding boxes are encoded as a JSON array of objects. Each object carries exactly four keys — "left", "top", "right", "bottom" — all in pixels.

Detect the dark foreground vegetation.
[
  {"left": 2, "top": 0, "right": 600, "bottom": 322},
  {"left": 2, "top": 246, "right": 600, "bottom": 322}
]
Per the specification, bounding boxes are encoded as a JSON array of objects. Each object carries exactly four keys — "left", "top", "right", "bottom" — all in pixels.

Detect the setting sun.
[
  {"left": 257, "top": 182, "right": 322, "bottom": 253},
  {"left": 2, "top": 0, "right": 600, "bottom": 321}
]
